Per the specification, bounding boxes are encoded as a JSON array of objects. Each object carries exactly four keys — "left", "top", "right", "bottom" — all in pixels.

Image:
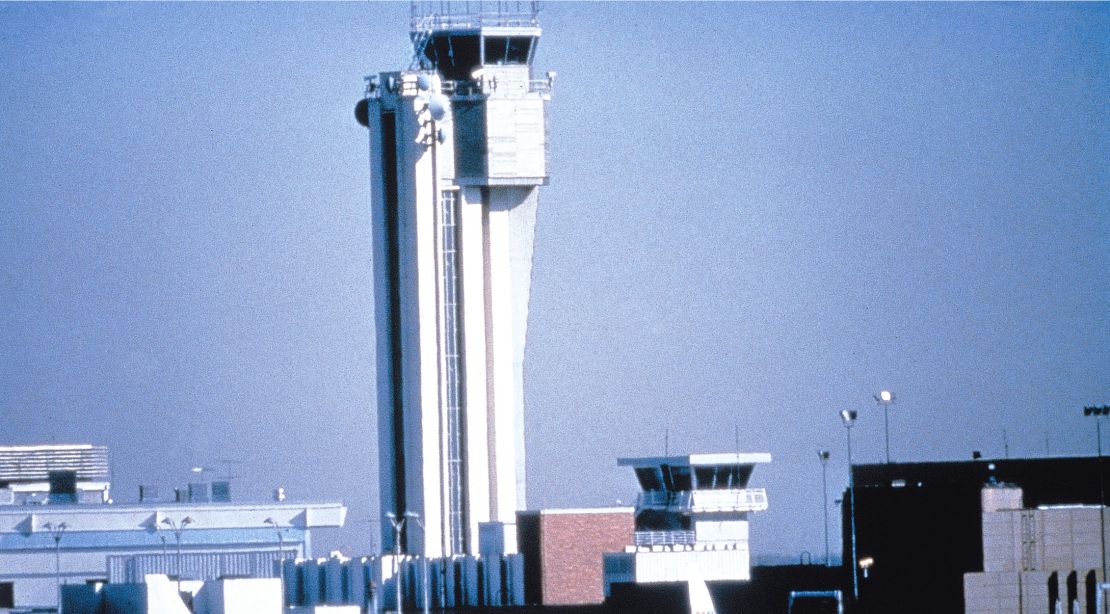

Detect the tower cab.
[
  {"left": 604, "top": 452, "right": 772, "bottom": 599},
  {"left": 409, "top": 2, "right": 551, "bottom": 186}
]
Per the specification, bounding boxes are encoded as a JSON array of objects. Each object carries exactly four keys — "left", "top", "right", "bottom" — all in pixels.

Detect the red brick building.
[{"left": 516, "top": 508, "right": 634, "bottom": 605}]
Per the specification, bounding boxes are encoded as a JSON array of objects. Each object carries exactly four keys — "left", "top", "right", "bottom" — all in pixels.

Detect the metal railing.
[
  {"left": 634, "top": 530, "right": 696, "bottom": 547},
  {"left": 411, "top": 1, "right": 540, "bottom": 32},
  {"left": 443, "top": 77, "right": 552, "bottom": 98},
  {"left": 636, "top": 488, "right": 768, "bottom": 513},
  {"left": 366, "top": 75, "right": 552, "bottom": 100}
]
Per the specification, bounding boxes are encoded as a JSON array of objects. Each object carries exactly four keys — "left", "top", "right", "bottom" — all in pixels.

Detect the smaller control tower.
[{"left": 603, "top": 453, "right": 772, "bottom": 610}]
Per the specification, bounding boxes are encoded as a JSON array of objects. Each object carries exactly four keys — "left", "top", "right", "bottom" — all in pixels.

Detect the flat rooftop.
[{"left": 618, "top": 453, "right": 772, "bottom": 468}]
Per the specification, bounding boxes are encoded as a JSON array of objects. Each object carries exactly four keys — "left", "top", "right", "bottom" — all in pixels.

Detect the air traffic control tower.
[{"left": 356, "top": 2, "right": 552, "bottom": 558}]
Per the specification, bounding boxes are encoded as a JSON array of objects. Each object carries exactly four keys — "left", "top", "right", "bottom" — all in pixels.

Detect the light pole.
[
  {"left": 1084, "top": 405, "right": 1110, "bottom": 592},
  {"left": 841, "top": 409, "right": 859, "bottom": 603},
  {"left": 404, "top": 512, "right": 430, "bottom": 614},
  {"left": 161, "top": 516, "right": 194, "bottom": 597},
  {"left": 873, "top": 390, "right": 895, "bottom": 463},
  {"left": 43, "top": 521, "right": 67, "bottom": 604},
  {"left": 264, "top": 517, "right": 286, "bottom": 609},
  {"left": 386, "top": 512, "right": 407, "bottom": 614},
  {"left": 818, "top": 450, "right": 831, "bottom": 567}
]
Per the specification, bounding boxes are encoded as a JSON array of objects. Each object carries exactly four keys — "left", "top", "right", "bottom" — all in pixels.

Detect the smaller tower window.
[{"left": 635, "top": 468, "right": 663, "bottom": 492}]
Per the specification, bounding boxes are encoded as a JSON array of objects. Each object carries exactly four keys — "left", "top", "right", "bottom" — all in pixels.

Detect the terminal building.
[{"left": 0, "top": 444, "right": 346, "bottom": 612}]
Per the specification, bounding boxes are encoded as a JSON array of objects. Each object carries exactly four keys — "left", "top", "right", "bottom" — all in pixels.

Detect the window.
[
  {"left": 483, "top": 36, "right": 533, "bottom": 65},
  {"left": 635, "top": 467, "right": 662, "bottom": 491},
  {"left": 0, "top": 582, "right": 13, "bottom": 609},
  {"left": 662, "top": 465, "right": 692, "bottom": 492}
]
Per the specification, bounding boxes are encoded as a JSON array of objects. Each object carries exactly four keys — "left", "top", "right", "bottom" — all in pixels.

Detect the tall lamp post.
[
  {"left": 403, "top": 512, "right": 430, "bottom": 614},
  {"left": 841, "top": 409, "right": 859, "bottom": 602},
  {"left": 818, "top": 450, "right": 831, "bottom": 567},
  {"left": 264, "top": 517, "right": 286, "bottom": 609},
  {"left": 386, "top": 512, "right": 407, "bottom": 614},
  {"left": 43, "top": 521, "right": 67, "bottom": 604},
  {"left": 161, "top": 516, "right": 194, "bottom": 597},
  {"left": 1084, "top": 405, "right": 1110, "bottom": 589},
  {"left": 873, "top": 390, "right": 895, "bottom": 463}
]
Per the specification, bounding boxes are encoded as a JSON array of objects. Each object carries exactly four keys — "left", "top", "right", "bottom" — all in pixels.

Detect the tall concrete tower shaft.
[{"left": 357, "top": 1, "right": 551, "bottom": 558}]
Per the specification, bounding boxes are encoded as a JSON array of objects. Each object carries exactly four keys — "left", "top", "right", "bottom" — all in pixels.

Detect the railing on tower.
[
  {"left": 636, "top": 488, "right": 769, "bottom": 513},
  {"left": 411, "top": 1, "right": 541, "bottom": 33},
  {"left": 634, "top": 530, "right": 697, "bottom": 547}
]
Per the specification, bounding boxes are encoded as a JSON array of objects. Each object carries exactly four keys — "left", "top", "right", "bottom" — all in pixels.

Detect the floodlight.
[{"left": 840, "top": 409, "right": 857, "bottom": 425}]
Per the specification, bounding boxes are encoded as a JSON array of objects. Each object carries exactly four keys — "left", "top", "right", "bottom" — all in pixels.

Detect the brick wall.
[{"left": 517, "top": 509, "right": 634, "bottom": 605}]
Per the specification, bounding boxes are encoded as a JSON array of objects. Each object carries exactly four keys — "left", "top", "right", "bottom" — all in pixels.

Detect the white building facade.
[
  {"left": 357, "top": 1, "right": 552, "bottom": 558},
  {"left": 964, "top": 485, "right": 1109, "bottom": 614},
  {"left": 0, "top": 500, "right": 346, "bottom": 610}
]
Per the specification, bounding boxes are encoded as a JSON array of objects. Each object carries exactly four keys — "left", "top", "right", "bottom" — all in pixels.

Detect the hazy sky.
[{"left": 1, "top": 2, "right": 1107, "bottom": 559}]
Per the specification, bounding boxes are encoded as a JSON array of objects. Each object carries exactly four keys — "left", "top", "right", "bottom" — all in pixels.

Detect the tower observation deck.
[
  {"left": 356, "top": 1, "right": 552, "bottom": 558},
  {"left": 604, "top": 453, "right": 772, "bottom": 598}
]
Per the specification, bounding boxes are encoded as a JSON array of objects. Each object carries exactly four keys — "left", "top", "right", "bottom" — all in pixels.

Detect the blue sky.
[{"left": 1, "top": 2, "right": 1107, "bottom": 558}]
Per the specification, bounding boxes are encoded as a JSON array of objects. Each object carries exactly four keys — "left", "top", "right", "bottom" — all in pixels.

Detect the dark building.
[
  {"left": 605, "top": 565, "right": 842, "bottom": 614},
  {"left": 842, "top": 455, "right": 1107, "bottom": 613}
]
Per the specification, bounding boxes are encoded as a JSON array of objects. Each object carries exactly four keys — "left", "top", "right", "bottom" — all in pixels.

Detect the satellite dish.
[
  {"left": 416, "top": 74, "right": 432, "bottom": 91},
  {"left": 427, "top": 93, "right": 450, "bottom": 122},
  {"left": 354, "top": 98, "right": 369, "bottom": 127}
]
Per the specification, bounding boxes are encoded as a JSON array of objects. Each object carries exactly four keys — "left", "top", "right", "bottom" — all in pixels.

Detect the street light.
[
  {"left": 386, "top": 512, "right": 407, "bottom": 614},
  {"left": 1084, "top": 404, "right": 1110, "bottom": 591},
  {"left": 161, "top": 516, "right": 194, "bottom": 597},
  {"left": 840, "top": 409, "right": 859, "bottom": 602},
  {"left": 818, "top": 450, "right": 831, "bottom": 567},
  {"left": 43, "top": 521, "right": 67, "bottom": 604},
  {"left": 264, "top": 517, "right": 286, "bottom": 609},
  {"left": 873, "top": 390, "right": 895, "bottom": 463},
  {"left": 404, "top": 512, "right": 430, "bottom": 614}
]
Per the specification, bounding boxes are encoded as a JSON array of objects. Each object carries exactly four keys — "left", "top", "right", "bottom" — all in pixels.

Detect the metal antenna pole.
[
  {"left": 388, "top": 513, "right": 406, "bottom": 614},
  {"left": 847, "top": 427, "right": 858, "bottom": 601},
  {"left": 874, "top": 391, "right": 895, "bottom": 464},
  {"left": 160, "top": 517, "right": 192, "bottom": 600},
  {"left": 265, "top": 518, "right": 286, "bottom": 609},
  {"left": 396, "top": 523, "right": 403, "bottom": 614},
  {"left": 1100, "top": 418, "right": 1107, "bottom": 594},
  {"left": 883, "top": 405, "right": 890, "bottom": 463},
  {"left": 1084, "top": 405, "right": 1110, "bottom": 613},
  {"left": 819, "top": 451, "right": 831, "bottom": 566},
  {"left": 176, "top": 530, "right": 183, "bottom": 595},
  {"left": 406, "top": 513, "right": 429, "bottom": 614}
]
